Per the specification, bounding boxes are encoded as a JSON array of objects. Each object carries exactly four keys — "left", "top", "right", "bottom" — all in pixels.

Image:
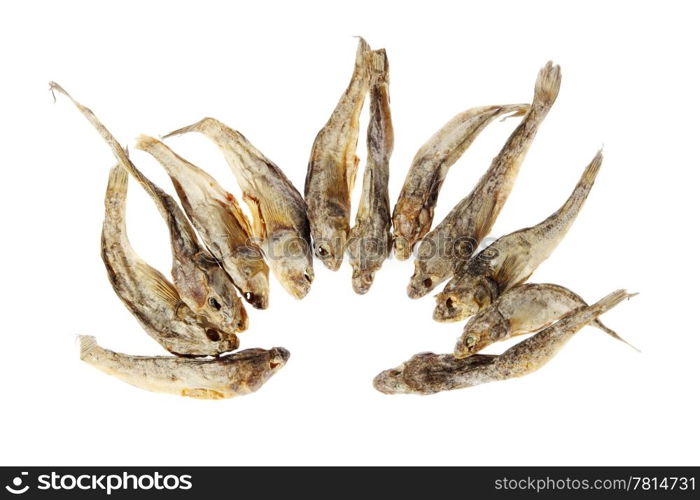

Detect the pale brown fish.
[
  {"left": 49, "top": 82, "right": 246, "bottom": 331},
  {"left": 347, "top": 49, "right": 394, "bottom": 294},
  {"left": 407, "top": 62, "right": 562, "bottom": 299},
  {"left": 305, "top": 37, "right": 372, "bottom": 270},
  {"left": 79, "top": 336, "right": 289, "bottom": 399},
  {"left": 392, "top": 104, "right": 529, "bottom": 260},
  {"left": 164, "top": 118, "right": 314, "bottom": 299},
  {"left": 100, "top": 165, "right": 239, "bottom": 356},
  {"left": 135, "top": 135, "right": 270, "bottom": 309},
  {"left": 435, "top": 150, "right": 602, "bottom": 322},
  {"left": 374, "top": 289, "right": 634, "bottom": 395},
  {"left": 454, "top": 283, "right": 638, "bottom": 358}
]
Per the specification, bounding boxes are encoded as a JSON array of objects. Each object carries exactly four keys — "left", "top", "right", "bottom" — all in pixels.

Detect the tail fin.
[
  {"left": 78, "top": 335, "right": 100, "bottom": 361},
  {"left": 533, "top": 61, "right": 562, "bottom": 107},
  {"left": 162, "top": 117, "right": 216, "bottom": 139},
  {"left": 592, "top": 319, "right": 641, "bottom": 352},
  {"left": 368, "top": 48, "right": 389, "bottom": 85},
  {"left": 581, "top": 149, "right": 603, "bottom": 187},
  {"left": 590, "top": 289, "right": 637, "bottom": 316}
]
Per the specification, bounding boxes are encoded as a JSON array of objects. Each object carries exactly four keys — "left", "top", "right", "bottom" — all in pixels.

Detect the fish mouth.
[
  {"left": 373, "top": 368, "right": 408, "bottom": 395},
  {"left": 245, "top": 291, "right": 269, "bottom": 310},
  {"left": 319, "top": 253, "right": 342, "bottom": 271},
  {"left": 433, "top": 295, "right": 470, "bottom": 323},
  {"left": 351, "top": 269, "right": 376, "bottom": 295},
  {"left": 393, "top": 237, "right": 412, "bottom": 261},
  {"left": 269, "top": 347, "right": 291, "bottom": 370}
]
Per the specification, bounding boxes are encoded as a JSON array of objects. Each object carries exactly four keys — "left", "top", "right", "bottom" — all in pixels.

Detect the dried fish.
[
  {"left": 454, "top": 283, "right": 637, "bottom": 358},
  {"left": 135, "top": 135, "right": 270, "bottom": 309},
  {"left": 374, "top": 289, "right": 634, "bottom": 395},
  {"left": 79, "top": 336, "right": 289, "bottom": 399},
  {"left": 435, "top": 150, "right": 602, "bottom": 322},
  {"left": 50, "top": 82, "right": 246, "bottom": 331},
  {"left": 392, "top": 104, "right": 529, "bottom": 260},
  {"left": 347, "top": 49, "right": 394, "bottom": 294},
  {"left": 164, "top": 118, "right": 314, "bottom": 299},
  {"left": 305, "top": 37, "right": 372, "bottom": 270},
  {"left": 101, "top": 165, "right": 239, "bottom": 356},
  {"left": 407, "top": 62, "right": 562, "bottom": 299}
]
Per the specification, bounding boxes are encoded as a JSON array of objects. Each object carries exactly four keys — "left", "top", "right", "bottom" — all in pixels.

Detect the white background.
[{"left": 1, "top": 0, "right": 698, "bottom": 466}]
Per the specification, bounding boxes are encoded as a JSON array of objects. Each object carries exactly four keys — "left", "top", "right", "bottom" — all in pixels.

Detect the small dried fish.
[
  {"left": 164, "top": 118, "right": 314, "bottom": 299},
  {"left": 392, "top": 104, "right": 529, "bottom": 260},
  {"left": 374, "top": 289, "right": 634, "bottom": 395},
  {"left": 407, "top": 62, "right": 562, "bottom": 299},
  {"left": 135, "top": 135, "right": 270, "bottom": 309},
  {"left": 347, "top": 49, "right": 394, "bottom": 294},
  {"left": 305, "top": 37, "right": 372, "bottom": 270},
  {"left": 435, "top": 150, "right": 602, "bottom": 322},
  {"left": 50, "top": 82, "right": 246, "bottom": 331},
  {"left": 101, "top": 165, "right": 239, "bottom": 356},
  {"left": 454, "top": 283, "right": 637, "bottom": 358},
  {"left": 79, "top": 336, "right": 289, "bottom": 399}
]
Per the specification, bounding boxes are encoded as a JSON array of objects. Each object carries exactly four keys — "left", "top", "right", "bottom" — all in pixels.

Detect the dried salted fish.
[
  {"left": 101, "top": 165, "right": 239, "bottom": 356},
  {"left": 165, "top": 118, "right": 314, "bottom": 299},
  {"left": 374, "top": 290, "right": 634, "bottom": 395},
  {"left": 392, "top": 104, "right": 529, "bottom": 260},
  {"left": 453, "top": 283, "right": 637, "bottom": 358},
  {"left": 305, "top": 37, "right": 372, "bottom": 270},
  {"left": 347, "top": 49, "right": 394, "bottom": 294},
  {"left": 407, "top": 62, "right": 562, "bottom": 299},
  {"left": 50, "top": 82, "right": 246, "bottom": 331},
  {"left": 435, "top": 150, "right": 602, "bottom": 322},
  {"left": 79, "top": 336, "right": 288, "bottom": 399},
  {"left": 136, "top": 135, "right": 270, "bottom": 309}
]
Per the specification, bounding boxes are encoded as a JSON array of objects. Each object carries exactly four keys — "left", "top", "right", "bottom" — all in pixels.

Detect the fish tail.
[
  {"left": 368, "top": 48, "right": 389, "bottom": 85},
  {"left": 580, "top": 149, "right": 604, "bottom": 187},
  {"left": 533, "top": 61, "right": 562, "bottom": 107},
  {"left": 106, "top": 163, "right": 129, "bottom": 198},
  {"left": 589, "top": 290, "right": 637, "bottom": 317},
  {"left": 592, "top": 319, "right": 641, "bottom": 352},
  {"left": 162, "top": 117, "right": 217, "bottom": 139},
  {"left": 78, "top": 335, "right": 100, "bottom": 361},
  {"left": 499, "top": 103, "right": 530, "bottom": 121},
  {"left": 134, "top": 133, "right": 161, "bottom": 152}
]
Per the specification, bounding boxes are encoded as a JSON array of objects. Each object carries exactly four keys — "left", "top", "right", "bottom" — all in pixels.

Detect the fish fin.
[
  {"left": 243, "top": 193, "right": 267, "bottom": 239},
  {"left": 499, "top": 103, "right": 530, "bottom": 121},
  {"left": 492, "top": 254, "right": 530, "bottom": 291},
  {"left": 223, "top": 192, "right": 254, "bottom": 237},
  {"left": 533, "top": 61, "right": 562, "bottom": 107},
  {"left": 592, "top": 319, "right": 641, "bottom": 352},
  {"left": 590, "top": 290, "right": 637, "bottom": 315},
  {"left": 78, "top": 335, "right": 100, "bottom": 360},
  {"left": 135, "top": 262, "right": 181, "bottom": 308},
  {"left": 162, "top": 117, "right": 213, "bottom": 139},
  {"left": 347, "top": 154, "right": 360, "bottom": 194}
]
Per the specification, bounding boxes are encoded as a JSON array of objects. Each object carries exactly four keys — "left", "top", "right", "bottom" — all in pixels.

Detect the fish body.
[
  {"left": 79, "top": 336, "right": 288, "bottom": 399},
  {"left": 136, "top": 135, "right": 270, "bottom": 309},
  {"left": 305, "top": 38, "right": 372, "bottom": 270},
  {"left": 101, "top": 165, "right": 239, "bottom": 356},
  {"left": 374, "top": 290, "right": 633, "bottom": 395},
  {"left": 407, "top": 62, "right": 562, "bottom": 299},
  {"left": 165, "top": 118, "right": 314, "bottom": 299},
  {"left": 50, "top": 82, "right": 246, "bottom": 331},
  {"left": 392, "top": 104, "right": 529, "bottom": 260},
  {"left": 347, "top": 49, "right": 394, "bottom": 294},
  {"left": 435, "top": 150, "right": 603, "bottom": 322},
  {"left": 454, "top": 283, "right": 636, "bottom": 358}
]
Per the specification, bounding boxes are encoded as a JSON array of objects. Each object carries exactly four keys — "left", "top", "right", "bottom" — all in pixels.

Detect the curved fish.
[
  {"left": 101, "top": 165, "right": 239, "bottom": 356},
  {"left": 49, "top": 82, "right": 246, "bottom": 331},
  {"left": 454, "top": 283, "right": 637, "bottom": 358},
  {"left": 374, "top": 289, "right": 634, "bottom": 395},
  {"left": 305, "top": 37, "right": 372, "bottom": 270},
  {"left": 347, "top": 49, "right": 394, "bottom": 294},
  {"left": 392, "top": 104, "right": 529, "bottom": 260},
  {"left": 164, "top": 118, "right": 314, "bottom": 299},
  {"left": 407, "top": 62, "right": 562, "bottom": 299},
  {"left": 79, "top": 336, "right": 289, "bottom": 399},
  {"left": 435, "top": 150, "right": 602, "bottom": 322},
  {"left": 135, "top": 135, "right": 270, "bottom": 309}
]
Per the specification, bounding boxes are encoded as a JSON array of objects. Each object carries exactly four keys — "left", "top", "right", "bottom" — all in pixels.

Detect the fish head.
[
  {"left": 454, "top": 309, "right": 509, "bottom": 358},
  {"left": 392, "top": 235, "right": 413, "bottom": 261},
  {"left": 373, "top": 365, "right": 411, "bottom": 395},
  {"left": 225, "top": 347, "right": 291, "bottom": 393},
  {"left": 406, "top": 260, "right": 442, "bottom": 299},
  {"left": 173, "top": 306, "right": 242, "bottom": 356},
  {"left": 196, "top": 252, "right": 249, "bottom": 332},
  {"left": 267, "top": 231, "right": 314, "bottom": 299},
  {"left": 234, "top": 246, "right": 271, "bottom": 309},
  {"left": 312, "top": 212, "right": 348, "bottom": 271},
  {"left": 433, "top": 276, "right": 495, "bottom": 322},
  {"left": 351, "top": 268, "right": 376, "bottom": 295}
]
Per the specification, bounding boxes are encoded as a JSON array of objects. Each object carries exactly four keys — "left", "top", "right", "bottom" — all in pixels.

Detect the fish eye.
[
  {"left": 445, "top": 297, "right": 454, "bottom": 308},
  {"left": 244, "top": 292, "right": 253, "bottom": 302},
  {"left": 465, "top": 335, "right": 476, "bottom": 347},
  {"left": 208, "top": 297, "right": 222, "bottom": 310},
  {"left": 423, "top": 278, "right": 432, "bottom": 288},
  {"left": 303, "top": 272, "right": 313, "bottom": 283},
  {"left": 316, "top": 245, "right": 329, "bottom": 257},
  {"left": 205, "top": 328, "right": 221, "bottom": 341}
]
